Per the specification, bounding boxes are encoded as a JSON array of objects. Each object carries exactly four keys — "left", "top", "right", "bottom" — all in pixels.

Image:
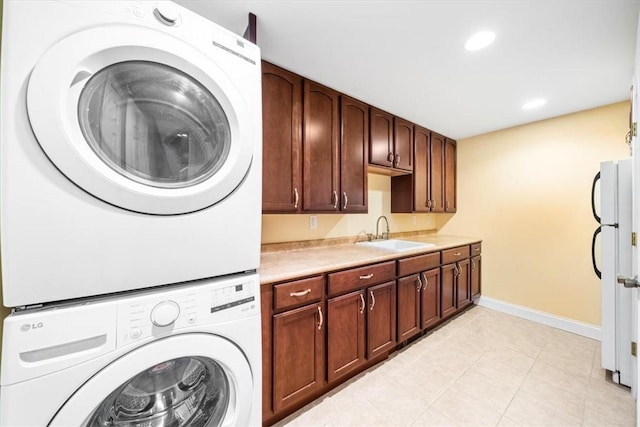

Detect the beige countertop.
[{"left": 259, "top": 234, "right": 481, "bottom": 285}]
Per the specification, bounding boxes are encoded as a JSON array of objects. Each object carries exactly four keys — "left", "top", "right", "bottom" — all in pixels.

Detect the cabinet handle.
[
  {"left": 387, "top": 152, "right": 395, "bottom": 163},
  {"left": 454, "top": 252, "right": 461, "bottom": 257},
  {"left": 474, "top": 247, "right": 481, "bottom": 252},
  {"left": 343, "top": 192, "right": 348, "bottom": 210},
  {"left": 422, "top": 272, "right": 429, "bottom": 289},
  {"left": 446, "top": 200, "right": 450, "bottom": 210},
  {"left": 317, "top": 306, "right": 323, "bottom": 330},
  {"left": 395, "top": 153, "right": 400, "bottom": 166},
  {"left": 431, "top": 199, "right": 436, "bottom": 209},
  {"left": 359, "top": 293, "right": 365, "bottom": 314},
  {"left": 417, "top": 274, "right": 423, "bottom": 291},
  {"left": 293, "top": 188, "right": 299, "bottom": 209},
  {"left": 289, "top": 288, "right": 311, "bottom": 297},
  {"left": 359, "top": 273, "right": 374, "bottom": 280},
  {"left": 471, "top": 259, "right": 476, "bottom": 271},
  {"left": 426, "top": 200, "right": 431, "bottom": 208},
  {"left": 369, "top": 290, "right": 376, "bottom": 311},
  {"left": 333, "top": 191, "right": 338, "bottom": 209},
  {"left": 454, "top": 264, "right": 459, "bottom": 277}
]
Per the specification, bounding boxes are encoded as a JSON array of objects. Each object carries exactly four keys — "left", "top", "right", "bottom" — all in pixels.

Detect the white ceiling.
[{"left": 176, "top": 0, "right": 640, "bottom": 140}]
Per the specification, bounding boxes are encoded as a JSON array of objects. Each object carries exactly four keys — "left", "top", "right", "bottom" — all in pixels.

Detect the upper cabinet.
[
  {"left": 369, "top": 108, "right": 413, "bottom": 172},
  {"left": 444, "top": 138, "right": 457, "bottom": 212},
  {"left": 261, "top": 62, "right": 302, "bottom": 213},
  {"left": 302, "top": 80, "right": 340, "bottom": 212},
  {"left": 369, "top": 107, "right": 394, "bottom": 168},
  {"left": 391, "top": 129, "right": 457, "bottom": 213},
  {"left": 340, "top": 96, "right": 369, "bottom": 212},
  {"left": 393, "top": 117, "right": 413, "bottom": 171}
]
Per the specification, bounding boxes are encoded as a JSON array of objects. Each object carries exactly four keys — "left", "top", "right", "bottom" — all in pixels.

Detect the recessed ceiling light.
[
  {"left": 464, "top": 31, "right": 496, "bottom": 51},
  {"left": 522, "top": 99, "right": 547, "bottom": 109}
]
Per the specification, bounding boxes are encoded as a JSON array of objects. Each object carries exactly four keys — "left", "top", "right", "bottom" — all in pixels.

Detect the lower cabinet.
[
  {"left": 263, "top": 242, "right": 481, "bottom": 425},
  {"left": 367, "top": 281, "right": 397, "bottom": 358},
  {"left": 273, "top": 302, "right": 325, "bottom": 413},
  {"left": 327, "top": 290, "right": 366, "bottom": 383}
]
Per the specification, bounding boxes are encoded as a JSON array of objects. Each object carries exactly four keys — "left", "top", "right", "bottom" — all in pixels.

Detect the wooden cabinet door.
[
  {"left": 413, "top": 125, "right": 430, "bottom": 212},
  {"left": 441, "top": 263, "right": 457, "bottom": 319},
  {"left": 369, "top": 107, "right": 394, "bottom": 167},
  {"left": 367, "top": 281, "right": 397, "bottom": 359},
  {"left": 261, "top": 62, "right": 302, "bottom": 213},
  {"left": 444, "top": 138, "right": 457, "bottom": 212},
  {"left": 456, "top": 259, "right": 471, "bottom": 309},
  {"left": 340, "top": 96, "right": 368, "bottom": 213},
  {"left": 430, "top": 132, "right": 445, "bottom": 212},
  {"left": 420, "top": 268, "right": 441, "bottom": 329},
  {"left": 273, "top": 303, "right": 325, "bottom": 412},
  {"left": 471, "top": 255, "right": 481, "bottom": 299},
  {"left": 393, "top": 117, "right": 413, "bottom": 171},
  {"left": 397, "top": 275, "right": 421, "bottom": 342},
  {"left": 303, "top": 80, "right": 339, "bottom": 212},
  {"left": 327, "top": 290, "right": 366, "bottom": 383}
]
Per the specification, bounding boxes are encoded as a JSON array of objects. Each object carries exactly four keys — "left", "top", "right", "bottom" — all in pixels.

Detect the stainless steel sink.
[{"left": 355, "top": 239, "right": 435, "bottom": 252}]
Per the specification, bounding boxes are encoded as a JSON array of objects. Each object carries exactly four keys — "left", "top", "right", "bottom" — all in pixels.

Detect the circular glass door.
[
  {"left": 86, "top": 357, "right": 230, "bottom": 427},
  {"left": 27, "top": 25, "right": 257, "bottom": 215},
  {"left": 78, "top": 61, "right": 231, "bottom": 190},
  {"left": 50, "top": 334, "right": 255, "bottom": 426}
]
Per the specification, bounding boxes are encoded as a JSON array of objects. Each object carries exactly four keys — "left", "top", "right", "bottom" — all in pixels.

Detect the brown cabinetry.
[
  {"left": 367, "top": 281, "right": 397, "bottom": 358},
  {"left": 273, "top": 302, "right": 325, "bottom": 412},
  {"left": 441, "top": 263, "right": 457, "bottom": 319},
  {"left": 441, "top": 245, "right": 472, "bottom": 319},
  {"left": 340, "top": 96, "right": 369, "bottom": 212},
  {"left": 471, "top": 243, "right": 482, "bottom": 300},
  {"left": 261, "top": 62, "right": 302, "bottom": 213},
  {"left": 393, "top": 117, "right": 414, "bottom": 171},
  {"left": 397, "top": 252, "right": 441, "bottom": 341},
  {"left": 369, "top": 107, "right": 394, "bottom": 168},
  {"left": 430, "top": 132, "right": 445, "bottom": 212},
  {"left": 444, "top": 138, "right": 457, "bottom": 212},
  {"left": 303, "top": 80, "right": 340, "bottom": 212},
  {"left": 327, "top": 290, "right": 366, "bottom": 383}
]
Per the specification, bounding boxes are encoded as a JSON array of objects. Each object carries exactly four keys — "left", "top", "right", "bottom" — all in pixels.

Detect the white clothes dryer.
[
  {"left": 0, "top": 0, "right": 262, "bottom": 307},
  {"left": 0, "top": 272, "right": 261, "bottom": 426}
]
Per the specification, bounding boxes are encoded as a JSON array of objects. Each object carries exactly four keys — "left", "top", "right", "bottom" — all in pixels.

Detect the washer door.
[
  {"left": 27, "top": 25, "right": 255, "bottom": 215},
  {"left": 50, "top": 334, "right": 255, "bottom": 426}
]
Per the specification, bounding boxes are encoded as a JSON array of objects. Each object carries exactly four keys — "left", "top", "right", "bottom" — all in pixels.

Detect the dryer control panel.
[{"left": 116, "top": 273, "right": 259, "bottom": 347}]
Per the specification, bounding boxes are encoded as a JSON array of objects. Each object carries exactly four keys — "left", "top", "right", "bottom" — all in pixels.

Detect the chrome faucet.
[{"left": 375, "top": 215, "right": 390, "bottom": 240}]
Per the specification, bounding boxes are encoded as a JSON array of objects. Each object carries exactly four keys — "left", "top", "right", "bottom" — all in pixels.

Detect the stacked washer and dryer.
[{"left": 0, "top": 1, "right": 262, "bottom": 425}]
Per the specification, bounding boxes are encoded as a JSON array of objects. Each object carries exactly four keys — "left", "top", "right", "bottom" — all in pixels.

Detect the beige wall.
[
  {"left": 437, "top": 102, "right": 630, "bottom": 326},
  {"left": 262, "top": 173, "right": 438, "bottom": 244}
]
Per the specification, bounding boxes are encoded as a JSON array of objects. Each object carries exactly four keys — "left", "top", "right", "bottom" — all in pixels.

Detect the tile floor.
[{"left": 273, "top": 305, "right": 636, "bottom": 427}]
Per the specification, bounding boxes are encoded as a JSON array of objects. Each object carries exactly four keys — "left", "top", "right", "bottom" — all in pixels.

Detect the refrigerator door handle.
[
  {"left": 591, "top": 171, "right": 601, "bottom": 223},
  {"left": 592, "top": 226, "right": 602, "bottom": 279}
]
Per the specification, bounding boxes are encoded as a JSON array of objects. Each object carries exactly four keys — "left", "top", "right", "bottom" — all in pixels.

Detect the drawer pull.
[
  {"left": 454, "top": 252, "right": 461, "bottom": 256},
  {"left": 359, "top": 273, "right": 374, "bottom": 280},
  {"left": 474, "top": 247, "right": 481, "bottom": 252},
  {"left": 289, "top": 289, "right": 312, "bottom": 297}
]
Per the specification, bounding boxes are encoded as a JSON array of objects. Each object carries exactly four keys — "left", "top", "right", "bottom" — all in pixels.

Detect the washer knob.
[
  {"left": 153, "top": 3, "right": 180, "bottom": 26},
  {"left": 151, "top": 300, "right": 180, "bottom": 327}
]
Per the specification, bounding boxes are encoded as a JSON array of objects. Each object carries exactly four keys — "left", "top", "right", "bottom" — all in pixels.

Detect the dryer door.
[
  {"left": 50, "top": 334, "right": 255, "bottom": 427},
  {"left": 26, "top": 25, "right": 257, "bottom": 215}
]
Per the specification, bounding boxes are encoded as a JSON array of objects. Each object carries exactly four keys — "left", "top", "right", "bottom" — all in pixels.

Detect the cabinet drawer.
[
  {"left": 471, "top": 243, "right": 482, "bottom": 256},
  {"left": 274, "top": 276, "right": 324, "bottom": 311},
  {"left": 328, "top": 261, "right": 395, "bottom": 297},
  {"left": 397, "top": 252, "right": 440, "bottom": 277},
  {"left": 442, "top": 246, "right": 470, "bottom": 264}
]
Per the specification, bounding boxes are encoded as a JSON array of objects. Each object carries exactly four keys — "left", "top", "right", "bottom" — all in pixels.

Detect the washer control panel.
[{"left": 116, "top": 274, "right": 258, "bottom": 347}]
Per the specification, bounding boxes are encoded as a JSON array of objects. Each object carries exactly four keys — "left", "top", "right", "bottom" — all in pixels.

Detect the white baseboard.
[{"left": 475, "top": 296, "right": 602, "bottom": 341}]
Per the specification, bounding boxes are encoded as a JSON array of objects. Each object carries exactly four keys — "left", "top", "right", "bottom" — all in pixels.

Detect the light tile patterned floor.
[{"left": 272, "top": 305, "right": 636, "bottom": 427}]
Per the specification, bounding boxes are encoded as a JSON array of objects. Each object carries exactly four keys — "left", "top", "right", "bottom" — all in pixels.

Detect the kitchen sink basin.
[{"left": 356, "top": 239, "right": 435, "bottom": 252}]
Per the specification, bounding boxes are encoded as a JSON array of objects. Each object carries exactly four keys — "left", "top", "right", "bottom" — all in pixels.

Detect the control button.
[
  {"left": 153, "top": 3, "right": 180, "bottom": 26},
  {"left": 187, "top": 313, "right": 197, "bottom": 324},
  {"left": 151, "top": 300, "right": 180, "bottom": 327},
  {"left": 130, "top": 328, "right": 142, "bottom": 339},
  {"left": 132, "top": 7, "right": 144, "bottom": 18}
]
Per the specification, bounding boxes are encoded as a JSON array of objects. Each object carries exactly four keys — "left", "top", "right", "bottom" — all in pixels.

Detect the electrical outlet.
[{"left": 309, "top": 215, "right": 318, "bottom": 230}]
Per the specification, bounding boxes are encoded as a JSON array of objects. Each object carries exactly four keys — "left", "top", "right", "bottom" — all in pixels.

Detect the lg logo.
[{"left": 20, "top": 322, "right": 43, "bottom": 332}]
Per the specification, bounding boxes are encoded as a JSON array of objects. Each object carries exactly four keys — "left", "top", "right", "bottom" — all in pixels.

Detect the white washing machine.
[
  {"left": 0, "top": 0, "right": 262, "bottom": 307},
  {"left": 0, "top": 272, "right": 261, "bottom": 426}
]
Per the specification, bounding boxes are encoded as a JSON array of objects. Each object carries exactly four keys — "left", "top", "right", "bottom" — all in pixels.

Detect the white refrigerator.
[{"left": 592, "top": 159, "right": 634, "bottom": 386}]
